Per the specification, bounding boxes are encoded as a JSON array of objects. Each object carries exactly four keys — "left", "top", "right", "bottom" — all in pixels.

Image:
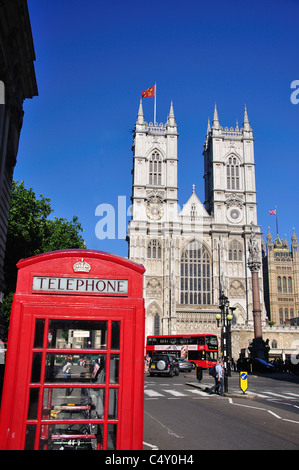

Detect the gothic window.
[
  {"left": 149, "top": 151, "right": 162, "bottom": 185},
  {"left": 271, "top": 340, "right": 278, "bottom": 349},
  {"left": 190, "top": 204, "right": 197, "bottom": 220},
  {"left": 290, "top": 309, "right": 294, "bottom": 319},
  {"left": 226, "top": 156, "right": 240, "bottom": 190},
  {"left": 180, "top": 240, "right": 211, "bottom": 305},
  {"left": 277, "top": 277, "right": 281, "bottom": 293},
  {"left": 279, "top": 308, "right": 283, "bottom": 325},
  {"left": 147, "top": 239, "right": 162, "bottom": 259},
  {"left": 282, "top": 277, "right": 287, "bottom": 293},
  {"left": 154, "top": 313, "right": 160, "bottom": 335},
  {"left": 285, "top": 308, "right": 289, "bottom": 320},
  {"left": 228, "top": 240, "right": 242, "bottom": 261},
  {"left": 288, "top": 277, "right": 292, "bottom": 293}
]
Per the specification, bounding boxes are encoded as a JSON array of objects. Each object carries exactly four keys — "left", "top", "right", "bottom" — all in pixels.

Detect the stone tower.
[{"left": 128, "top": 101, "right": 266, "bottom": 340}]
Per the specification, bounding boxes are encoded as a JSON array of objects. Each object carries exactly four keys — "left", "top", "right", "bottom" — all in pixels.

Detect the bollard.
[{"left": 196, "top": 366, "right": 202, "bottom": 382}]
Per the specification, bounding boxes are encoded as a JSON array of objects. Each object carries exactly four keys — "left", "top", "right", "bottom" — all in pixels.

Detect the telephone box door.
[{"left": 0, "top": 250, "right": 145, "bottom": 450}]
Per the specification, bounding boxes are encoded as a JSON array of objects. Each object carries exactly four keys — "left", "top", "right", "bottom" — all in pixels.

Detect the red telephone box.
[{"left": 0, "top": 250, "right": 145, "bottom": 450}]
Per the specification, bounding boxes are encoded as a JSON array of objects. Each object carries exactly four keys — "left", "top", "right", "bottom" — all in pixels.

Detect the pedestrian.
[
  {"left": 208, "top": 359, "right": 224, "bottom": 396},
  {"left": 63, "top": 361, "right": 71, "bottom": 379}
]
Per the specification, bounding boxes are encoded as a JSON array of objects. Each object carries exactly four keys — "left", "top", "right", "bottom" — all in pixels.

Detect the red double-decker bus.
[{"left": 146, "top": 334, "right": 218, "bottom": 369}]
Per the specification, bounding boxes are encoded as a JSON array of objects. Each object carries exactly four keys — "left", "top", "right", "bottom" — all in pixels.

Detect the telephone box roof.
[{"left": 16, "top": 249, "right": 145, "bottom": 274}]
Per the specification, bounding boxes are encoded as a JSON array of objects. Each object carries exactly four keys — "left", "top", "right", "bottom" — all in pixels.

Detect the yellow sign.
[{"left": 240, "top": 371, "right": 248, "bottom": 393}]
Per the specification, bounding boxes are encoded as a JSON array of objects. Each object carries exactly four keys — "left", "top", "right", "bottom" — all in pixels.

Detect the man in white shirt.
[{"left": 208, "top": 359, "right": 224, "bottom": 396}]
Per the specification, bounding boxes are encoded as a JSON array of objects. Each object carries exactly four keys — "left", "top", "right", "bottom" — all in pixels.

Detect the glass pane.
[
  {"left": 107, "top": 424, "right": 117, "bottom": 450},
  {"left": 27, "top": 388, "right": 40, "bottom": 419},
  {"left": 31, "top": 353, "right": 42, "bottom": 383},
  {"left": 110, "top": 355, "right": 119, "bottom": 384},
  {"left": 44, "top": 353, "right": 106, "bottom": 383},
  {"left": 39, "top": 423, "right": 104, "bottom": 450},
  {"left": 42, "top": 387, "right": 105, "bottom": 420},
  {"left": 25, "top": 425, "right": 36, "bottom": 450},
  {"left": 47, "top": 320, "right": 107, "bottom": 349},
  {"left": 34, "top": 319, "right": 45, "bottom": 348},
  {"left": 111, "top": 321, "right": 120, "bottom": 350},
  {"left": 108, "top": 389, "right": 118, "bottom": 419}
]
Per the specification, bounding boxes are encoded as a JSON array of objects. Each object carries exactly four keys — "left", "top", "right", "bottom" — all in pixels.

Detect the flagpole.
[
  {"left": 154, "top": 82, "right": 156, "bottom": 124},
  {"left": 275, "top": 205, "right": 279, "bottom": 236}
]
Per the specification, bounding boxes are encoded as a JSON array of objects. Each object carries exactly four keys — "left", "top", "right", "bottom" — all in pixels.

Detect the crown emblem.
[{"left": 73, "top": 259, "right": 91, "bottom": 273}]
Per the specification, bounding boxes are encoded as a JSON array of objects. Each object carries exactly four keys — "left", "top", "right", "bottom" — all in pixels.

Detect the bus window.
[{"left": 206, "top": 335, "right": 218, "bottom": 349}]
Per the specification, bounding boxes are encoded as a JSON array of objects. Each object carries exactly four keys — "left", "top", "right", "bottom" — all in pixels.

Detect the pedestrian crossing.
[
  {"left": 251, "top": 391, "right": 299, "bottom": 401},
  {"left": 144, "top": 382, "right": 299, "bottom": 403},
  {"left": 144, "top": 388, "right": 209, "bottom": 399}
]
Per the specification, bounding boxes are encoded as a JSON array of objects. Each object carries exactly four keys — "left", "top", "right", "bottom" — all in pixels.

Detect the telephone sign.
[{"left": 0, "top": 250, "right": 145, "bottom": 450}]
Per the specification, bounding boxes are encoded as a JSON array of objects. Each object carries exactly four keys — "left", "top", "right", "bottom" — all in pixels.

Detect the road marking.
[
  {"left": 228, "top": 397, "right": 299, "bottom": 425},
  {"left": 162, "top": 389, "right": 188, "bottom": 397},
  {"left": 285, "top": 392, "right": 299, "bottom": 398},
  {"left": 228, "top": 398, "right": 266, "bottom": 411},
  {"left": 263, "top": 391, "right": 297, "bottom": 399},
  {"left": 144, "top": 389, "right": 164, "bottom": 397},
  {"left": 144, "top": 411, "right": 184, "bottom": 439},
  {"left": 185, "top": 389, "right": 209, "bottom": 396},
  {"left": 283, "top": 418, "right": 299, "bottom": 424},
  {"left": 267, "top": 410, "right": 281, "bottom": 419},
  {"left": 143, "top": 441, "right": 159, "bottom": 450}
]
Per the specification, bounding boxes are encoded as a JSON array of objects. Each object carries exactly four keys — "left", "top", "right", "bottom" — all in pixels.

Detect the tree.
[{"left": 2, "top": 180, "right": 86, "bottom": 331}]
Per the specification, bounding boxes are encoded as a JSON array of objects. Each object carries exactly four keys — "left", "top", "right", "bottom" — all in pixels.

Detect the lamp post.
[{"left": 216, "top": 294, "right": 234, "bottom": 393}]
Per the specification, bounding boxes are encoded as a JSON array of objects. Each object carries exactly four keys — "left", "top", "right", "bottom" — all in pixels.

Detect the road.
[{"left": 143, "top": 369, "right": 299, "bottom": 450}]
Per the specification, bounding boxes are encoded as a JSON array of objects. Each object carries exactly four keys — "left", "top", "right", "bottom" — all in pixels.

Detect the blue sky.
[{"left": 16, "top": 0, "right": 299, "bottom": 258}]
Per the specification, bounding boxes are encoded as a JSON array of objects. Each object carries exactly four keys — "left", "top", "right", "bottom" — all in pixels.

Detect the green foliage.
[{"left": 2, "top": 180, "right": 86, "bottom": 331}]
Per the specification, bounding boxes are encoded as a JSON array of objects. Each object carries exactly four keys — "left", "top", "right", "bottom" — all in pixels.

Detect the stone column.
[
  {"left": 250, "top": 264, "right": 263, "bottom": 339},
  {"left": 247, "top": 222, "right": 269, "bottom": 360}
]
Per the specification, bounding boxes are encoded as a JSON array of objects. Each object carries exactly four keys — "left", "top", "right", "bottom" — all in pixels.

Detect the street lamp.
[{"left": 216, "top": 294, "right": 235, "bottom": 393}]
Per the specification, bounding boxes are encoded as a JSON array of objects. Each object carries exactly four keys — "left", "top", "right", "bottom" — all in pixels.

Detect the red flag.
[
  {"left": 269, "top": 209, "right": 277, "bottom": 215},
  {"left": 142, "top": 85, "right": 155, "bottom": 98}
]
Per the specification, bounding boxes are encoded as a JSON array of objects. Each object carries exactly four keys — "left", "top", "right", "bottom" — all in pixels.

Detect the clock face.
[
  {"left": 227, "top": 207, "right": 242, "bottom": 223},
  {"left": 230, "top": 209, "right": 240, "bottom": 220},
  {"left": 147, "top": 203, "right": 163, "bottom": 220}
]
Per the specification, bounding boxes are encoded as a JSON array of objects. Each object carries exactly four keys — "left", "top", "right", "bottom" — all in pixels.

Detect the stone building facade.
[
  {"left": 261, "top": 229, "right": 299, "bottom": 360},
  {"left": 0, "top": 0, "right": 38, "bottom": 337},
  {"left": 127, "top": 100, "right": 269, "bottom": 357},
  {"left": 263, "top": 228, "right": 299, "bottom": 326}
]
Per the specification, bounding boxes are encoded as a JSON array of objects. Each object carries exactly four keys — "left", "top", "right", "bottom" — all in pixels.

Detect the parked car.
[
  {"left": 177, "top": 358, "right": 192, "bottom": 372},
  {"left": 149, "top": 354, "right": 180, "bottom": 377}
]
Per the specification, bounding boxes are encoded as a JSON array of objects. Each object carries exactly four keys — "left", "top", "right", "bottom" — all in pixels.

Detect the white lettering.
[
  {"left": 95, "top": 203, "right": 115, "bottom": 239},
  {"left": 290, "top": 80, "right": 299, "bottom": 104},
  {"left": 105, "top": 456, "right": 139, "bottom": 467}
]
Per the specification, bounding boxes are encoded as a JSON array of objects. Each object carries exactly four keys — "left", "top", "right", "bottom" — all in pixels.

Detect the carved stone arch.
[
  {"left": 180, "top": 237, "right": 212, "bottom": 260},
  {"left": 230, "top": 302, "right": 246, "bottom": 326},
  {"left": 146, "top": 147, "right": 166, "bottom": 161},
  {"left": 223, "top": 150, "right": 242, "bottom": 164},
  {"left": 145, "top": 302, "right": 163, "bottom": 336},
  {"left": 145, "top": 190, "right": 165, "bottom": 206}
]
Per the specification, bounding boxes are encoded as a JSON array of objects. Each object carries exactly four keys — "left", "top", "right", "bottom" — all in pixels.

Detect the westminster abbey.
[{"left": 127, "top": 100, "right": 269, "bottom": 357}]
